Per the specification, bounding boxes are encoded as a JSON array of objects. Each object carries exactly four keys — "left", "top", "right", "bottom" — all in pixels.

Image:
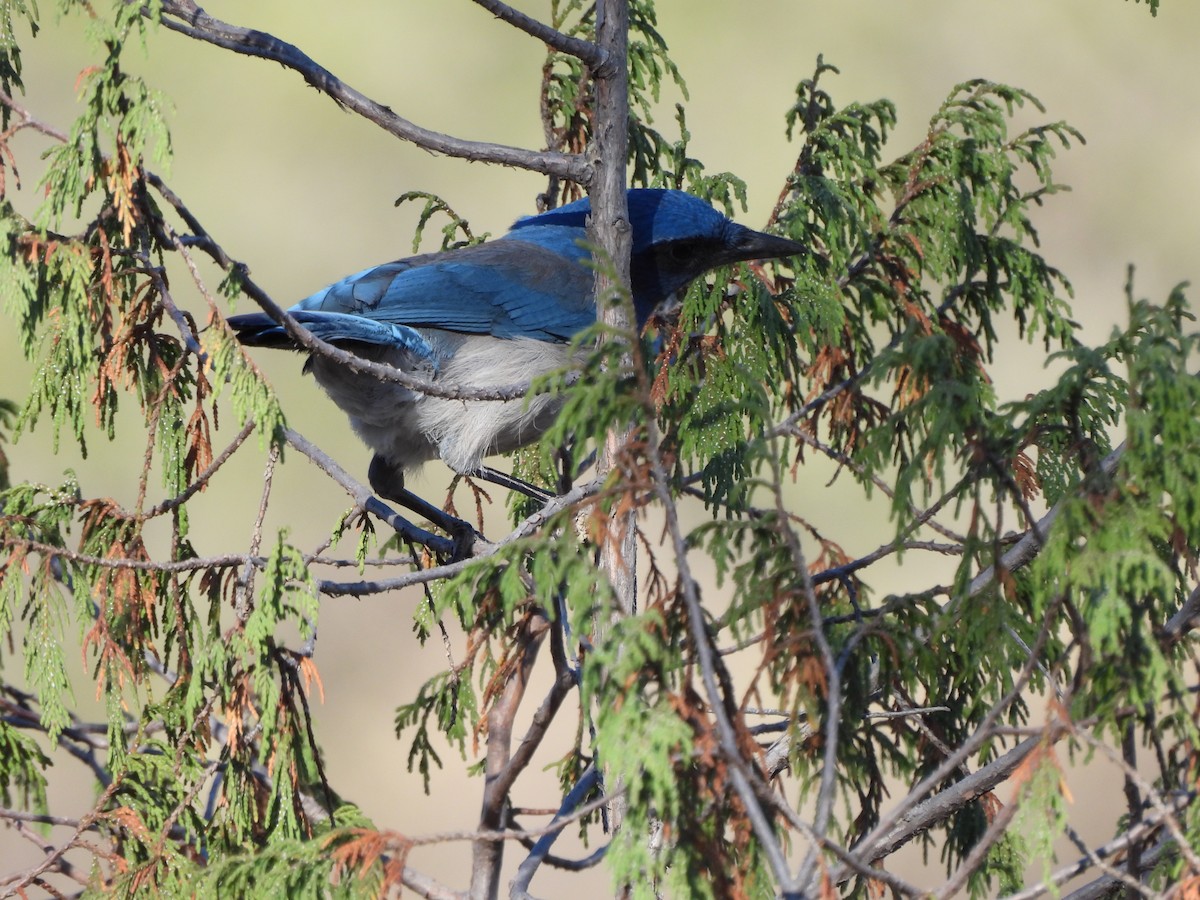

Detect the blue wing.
[
  {"left": 226, "top": 232, "right": 596, "bottom": 354},
  {"left": 295, "top": 235, "right": 595, "bottom": 342}
]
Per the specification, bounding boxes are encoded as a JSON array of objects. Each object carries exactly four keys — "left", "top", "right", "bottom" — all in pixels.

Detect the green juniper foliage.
[{"left": 0, "top": 1, "right": 1197, "bottom": 897}]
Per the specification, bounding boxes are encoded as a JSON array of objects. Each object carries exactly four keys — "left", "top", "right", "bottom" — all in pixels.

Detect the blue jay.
[{"left": 228, "top": 189, "right": 803, "bottom": 519}]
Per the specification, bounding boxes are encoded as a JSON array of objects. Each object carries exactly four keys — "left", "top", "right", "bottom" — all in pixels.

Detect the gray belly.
[{"left": 306, "top": 332, "right": 573, "bottom": 475}]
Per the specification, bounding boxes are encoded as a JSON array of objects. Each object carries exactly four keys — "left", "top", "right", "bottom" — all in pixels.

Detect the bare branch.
[
  {"left": 143, "top": 419, "right": 257, "bottom": 519},
  {"left": 471, "top": 615, "right": 549, "bottom": 900},
  {"left": 0, "top": 808, "right": 84, "bottom": 829},
  {"left": 491, "top": 639, "right": 576, "bottom": 803},
  {"left": 284, "top": 427, "right": 456, "bottom": 555},
  {"left": 154, "top": 0, "right": 588, "bottom": 182},
  {"left": 509, "top": 766, "right": 603, "bottom": 898},
  {"left": 142, "top": 259, "right": 204, "bottom": 358},
  {"left": 314, "top": 474, "right": 606, "bottom": 594},
  {"left": 589, "top": 0, "right": 640, "bottom": 844},
  {"left": 469, "top": 0, "right": 607, "bottom": 70},
  {"left": 397, "top": 867, "right": 468, "bottom": 900},
  {"left": 1162, "top": 583, "right": 1200, "bottom": 645}
]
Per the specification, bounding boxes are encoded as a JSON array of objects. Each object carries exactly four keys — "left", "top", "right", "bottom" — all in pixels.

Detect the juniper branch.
[{"left": 832, "top": 595, "right": 1064, "bottom": 884}]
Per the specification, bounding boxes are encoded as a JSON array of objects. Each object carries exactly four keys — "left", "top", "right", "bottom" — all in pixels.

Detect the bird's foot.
[{"left": 369, "top": 454, "right": 485, "bottom": 561}]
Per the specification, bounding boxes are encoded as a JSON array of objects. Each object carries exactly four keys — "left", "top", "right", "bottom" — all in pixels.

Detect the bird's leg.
[
  {"left": 368, "top": 454, "right": 480, "bottom": 557},
  {"left": 473, "top": 465, "right": 554, "bottom": 504}
]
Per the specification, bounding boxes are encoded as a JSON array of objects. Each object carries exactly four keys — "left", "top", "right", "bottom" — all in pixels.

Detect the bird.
[{"left": 227, "top": 188, "right": 804, "bottom": 525}]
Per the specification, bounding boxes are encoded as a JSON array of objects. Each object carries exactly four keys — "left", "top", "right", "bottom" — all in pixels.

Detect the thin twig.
[
  {"left": 8, "top": 822, "right": 89, "bottom": 889},
  {"left": 143, "top": 260, "right": 204, "bottom": 357},
  {"left": 792, "top": 428, "right": 968, "bottom": 544},
  {"left": 0, "top": 87, "right": 69, "bottom": 142},
  {"left": 469, "top": 0, "right": 607, "bottom": 70},
  {"left": 0, "top": 808, "right": 83, "bottom": 829},
  {"left": 643, "top": 420, "right": 797, "bottom": 891},
  {"left": 0, "top": 538, "right": 255, "bottom": 574},
  {"left": 509, "top": 766, "right": 603, "bottom": 897},
  {"left": 142, "top": 419, "right": 257, "bottom": 519},
  {"left": 778, "top": 451, "right": 844, "bottom": 890},
  {"left": 234, "top": 441, "right": 279, "bottom": 621}
]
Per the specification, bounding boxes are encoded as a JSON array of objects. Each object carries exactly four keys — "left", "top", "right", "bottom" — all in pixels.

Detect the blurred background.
[{"left": 3, "top": 0, "right": 1198, "bottom": 893}]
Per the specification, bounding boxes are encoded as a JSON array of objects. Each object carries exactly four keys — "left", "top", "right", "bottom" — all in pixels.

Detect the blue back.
[
  {"left": 229, "top": 189, "right": 771, "bottom": 353},
  {"left": 294, "top": 189, "right": 738, "bottom": 338},
  {"left": 293, "top": 239, "right": 595, "bottom": 342}
]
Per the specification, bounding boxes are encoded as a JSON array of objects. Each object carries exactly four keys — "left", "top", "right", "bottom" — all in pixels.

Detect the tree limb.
[
  {"left": 471, "top": 614, "right": 549, "bottom": 900},
  {"left": 509, "top": 766, "right": 603, "bottom": 898},
  {"left": 469, "top": 0, "right": 607, "bottom": 71},
  {"left": 153, "top": 0, "right": 588, "bottom": 182}
]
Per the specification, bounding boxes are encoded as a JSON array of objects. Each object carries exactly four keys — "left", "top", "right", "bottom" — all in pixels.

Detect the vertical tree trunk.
[
  {"left": 590, "top": 0, "right": 635, "bottom": 841},
  {"left": 591, "top": 1, "right": 634, "bottom": 625}
]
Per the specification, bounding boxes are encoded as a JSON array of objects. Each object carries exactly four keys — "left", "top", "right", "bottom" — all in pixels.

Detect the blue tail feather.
[{"left": 226, "top": 311, "right": 435, "bottom": 360}]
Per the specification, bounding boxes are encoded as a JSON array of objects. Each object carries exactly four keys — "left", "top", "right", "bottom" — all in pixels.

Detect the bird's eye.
[{"left": 666, "top": 242, "right": 698, "bottom": 264}]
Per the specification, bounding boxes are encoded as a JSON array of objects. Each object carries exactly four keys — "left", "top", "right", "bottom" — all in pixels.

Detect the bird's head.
[{"left": 510, "top": 189, "right": 805, "bottom": 325}]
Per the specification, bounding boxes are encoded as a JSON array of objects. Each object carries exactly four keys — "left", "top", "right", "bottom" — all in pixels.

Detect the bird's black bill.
[{"left": 727, "top": 225, "right": 806, "bottom": 264}]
